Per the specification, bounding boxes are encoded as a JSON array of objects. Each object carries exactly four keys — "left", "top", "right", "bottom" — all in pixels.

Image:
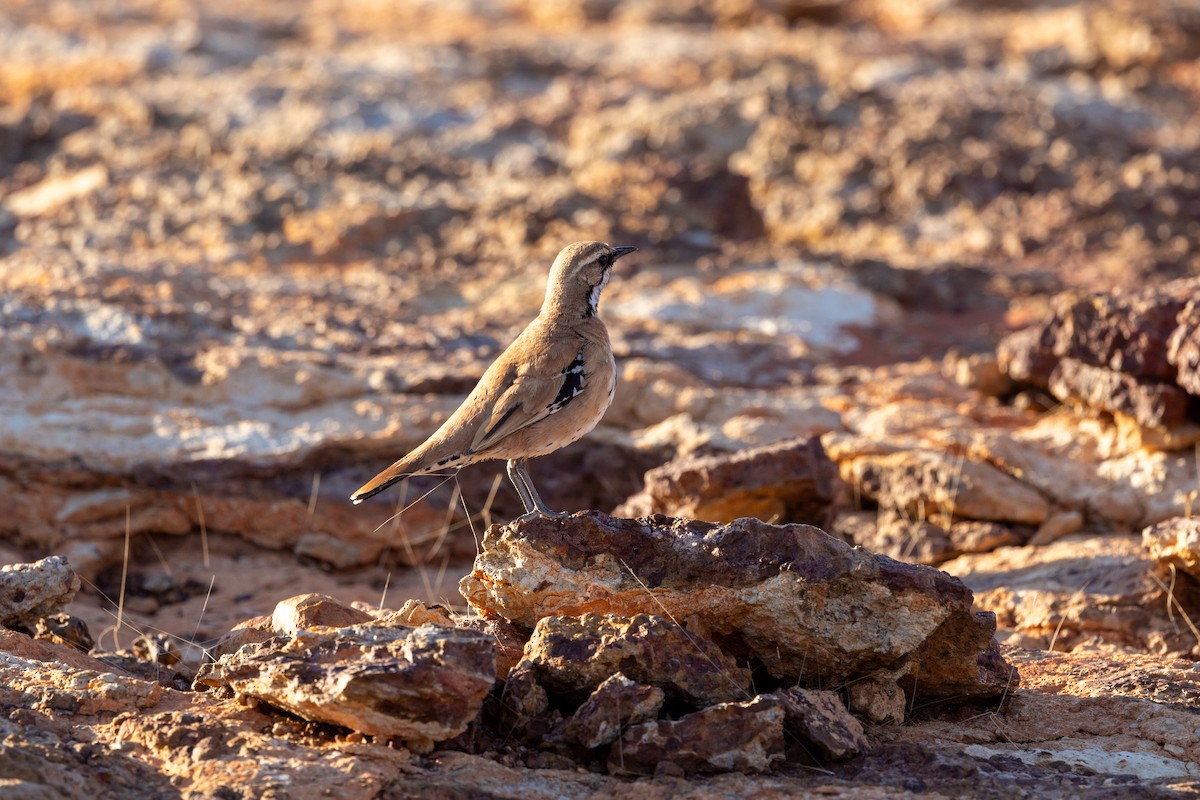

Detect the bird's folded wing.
[{"left": 469, "top": 344, "right": 586, "bottom": 453}]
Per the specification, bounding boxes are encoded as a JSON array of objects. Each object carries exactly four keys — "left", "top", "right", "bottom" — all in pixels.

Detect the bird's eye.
[{"left": 598, "top": 254, "right": 613, "bottom": 268}]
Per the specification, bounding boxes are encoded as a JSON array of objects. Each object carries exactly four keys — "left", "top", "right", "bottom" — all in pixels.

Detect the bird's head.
[{"left": 542, "top": 241, "right": 637, "bottom": 319}]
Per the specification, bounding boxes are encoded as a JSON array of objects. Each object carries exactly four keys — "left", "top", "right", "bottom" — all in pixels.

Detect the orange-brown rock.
[
  {"left": 1143, "top": 517, "right": 1200, "bottom": 583},
  {"left": 614, "top": 436, "right": 840, "bottom": 525},
  {"left": 462, "top": 512, "right": 1015, "bottom": 704},
  {"left": 774, "top": 687, "right": 868, "bottom": 762},
  {"left": 195, "top": 623, "right": 495, "bottom": 750},
  {"left": 610, "top": 695, "right": 785, "bottom": 776},
  {"left": 513, "top": 612, "right": 751, "bottom": 707},
  {"left": 563, "top": 672, "right": 664, "bottom": 749},
  {"left": 0, "top": 557, "right": 80, "bottom": 628},
  {"left": 271, "top": 592, "right": 375, "bottom": 633}
]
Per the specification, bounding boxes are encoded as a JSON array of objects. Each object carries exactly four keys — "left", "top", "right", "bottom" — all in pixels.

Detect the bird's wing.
[{"left": 469, "top": 338, "right": 588, "bottom": 453}]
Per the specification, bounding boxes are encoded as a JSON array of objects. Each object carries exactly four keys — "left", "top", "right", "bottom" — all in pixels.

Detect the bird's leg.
[
  {"left": 507, "top": 458, "right": 567, "bottom": 519},
  {"left": 506, "top": 458, "right": 536, "bottom": 514}
]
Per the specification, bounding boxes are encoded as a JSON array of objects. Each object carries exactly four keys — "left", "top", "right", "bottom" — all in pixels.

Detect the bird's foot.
[{"left": 515, "top": 508, "right": 572, "bottom": 523}]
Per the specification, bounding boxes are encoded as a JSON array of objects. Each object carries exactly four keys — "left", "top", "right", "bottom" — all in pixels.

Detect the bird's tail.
[
  {"left": 350, "top": 443, "right": 470, "bottom": 504},
  {"left": 350, "top": 465, "right": 410, "bottom": 504}
]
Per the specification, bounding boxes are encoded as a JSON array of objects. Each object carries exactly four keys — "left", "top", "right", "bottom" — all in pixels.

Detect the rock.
[
  {"left": 462, "top": 512, "right": 1016, "bottom": 703},
  {"left": 30, "top": 613, "right": 94, "bottom": 653},
  {"left": 0, "top": 557, "right": 80, "bottom": 628},
  {"left": 562, "top": 672, "right": 665, "bottom": 749},
  {"left": 847, "top": 675, "right": 908, "bottom": 725},
  {"left": 195, "top": 623, "right": 495, "bottom": 750},
  {"left": 1143, "top": 517, "right": 1200, "bottom": 582},
  {"left": 1028, "top": 509, "right": 1086, "bottom": 547},
  {"left": 211, "top": 614, "right": 275, "bottom": 660},
  {"left": 998, "top": 278, "right": 1200, "bottom": 432},
  {"left": 3, "top": 163, "right": 108, "bottom": 217},
  {"left": 455, "top": 615, "right": 529, "bottom": 682},
  {"left": 942, "top": 534, "right": 1196, "bottom": 655},
  {"left": 997, "top": 325, "right": 1058, "bottom": 385},
  {"left": 838, "top": 449, "right": 1052, "bottom": 525},
  {"left": 385, "top": 599, "right": 455, "bottom": 627},
  {"left": 609, "top": 695, "right": 785, "bottom": 776},
  {"left": 271, "top": 592, "right": 375, "bottom": 633},
  {"left": 832, "top": 509, "right": 957, "bottom": 565},
  {"left": 1047, "top": 358, "right": 1189, "bottom": 429},
  {"left": 501, "top": 665, "right": 551, "bottom": 722},
  {"left": 614, "top": 436, "right": 841, "bottom": 525},
  {"left": 773, "top": 687, "right": 868, "bottom": 762},
  {"left": 1003, "top": 279, "right": 1196, "bottom": 383},
  {"left": 1169, "top": 298, "right": 1200, "bottom": 396},
  {"left": 949, "top": 520, "right": 1027, "bottom": 553},
  {"left": 514, "top": 613, "right": 751, "bottom": 707},
  {"left": 377, "top": 600, "right": 528, "bottom": 680},
  {"left": 943, "top": 351, "right": 1016, "bottom": 397}
]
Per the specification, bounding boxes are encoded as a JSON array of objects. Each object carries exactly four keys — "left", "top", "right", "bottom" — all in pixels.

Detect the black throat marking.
[
  {"left": 547, "top": 347, "right": 586, "bottom": 414},
  {"left": 584, "top": 267, "right": 611, "bottom": 318}
]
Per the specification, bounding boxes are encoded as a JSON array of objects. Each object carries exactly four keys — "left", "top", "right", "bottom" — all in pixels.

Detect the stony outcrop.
[
  {"left": 463, "top": 512, "right": 1014, "bottom": 704},
  {"left": 943, "top": 534, "right": 1199, "bottom": 656}
]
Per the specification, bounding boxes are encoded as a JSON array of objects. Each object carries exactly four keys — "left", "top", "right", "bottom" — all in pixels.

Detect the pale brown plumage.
[{"left": 351, "top": 241, "right": 636, "bottom": 516}]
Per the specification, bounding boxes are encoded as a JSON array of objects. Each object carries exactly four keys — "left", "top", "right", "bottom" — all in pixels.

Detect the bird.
[{"left": 350, "top": 241, "right": 637, "bottom": 518}]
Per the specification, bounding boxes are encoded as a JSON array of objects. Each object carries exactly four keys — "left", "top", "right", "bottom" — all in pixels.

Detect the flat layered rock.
[
  {"left": 839, "top": 449, "right": 1051, "bottom": 525},
  {"left": 195, "top": 622, "right": 495, "bottom": 751},
  {"left": 943, "top": 534, "right": 1196, "bottom": 655},
  {"left": 462, "top": 512, "right": 1014, "bottom": 704}
]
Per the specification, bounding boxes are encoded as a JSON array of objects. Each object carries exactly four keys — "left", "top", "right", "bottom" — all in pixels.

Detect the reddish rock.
[
  {"left": 195, "top": 623, "right": 495, "bottom": 751},
  {"left": 609, "top": 695, "right": 785, "bottom": 776},
  {"left": 271, "top": 592, "right": 376, "bottom": 633},
  {"left": 514, "top": 613, "right": 751, "bottom": 707},
  {"left": 1045, "top": 281, "right": 1194, "bottom": 381},
  {"left": 614, "top": 436, "right": 840, "bottom": 525},
  {"left": 563, "top": 672, "right": 664, "bottom": 749},
  {"left": 211, "top": 614, "right": 276, "bottom": 660},
  {"left": 773, "top": 687, "right": 868, "bottom": 761},
  {"left": 998, "top": 278, "right": 1200, "bottom": 426},
  {"left": 462, "top": 512, "right": 1016, "bottom": 703},
  {"left": 1048, "top": 358, "right": 1189, "bottom": 428}
]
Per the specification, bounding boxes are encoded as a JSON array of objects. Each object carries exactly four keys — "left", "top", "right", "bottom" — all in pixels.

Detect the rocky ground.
[{"left": 3, "top": 0, "right": 1200, "bottom": 797}]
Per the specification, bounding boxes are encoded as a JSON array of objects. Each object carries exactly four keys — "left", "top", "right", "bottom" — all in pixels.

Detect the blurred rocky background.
[{"left": 4, "top": 0, "right": 1200, "bottom": 797}]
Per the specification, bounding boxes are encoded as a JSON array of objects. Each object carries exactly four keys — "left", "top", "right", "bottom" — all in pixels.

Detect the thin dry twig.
[
  {"left": 191, "top": 482, "right": 210, "bottom": 570},
  {"left": 1048, "top": 577, "right": 1094, "bottom": 652},
  {"left": 114, "top": 505, "right": 132, "bottom": 650}
]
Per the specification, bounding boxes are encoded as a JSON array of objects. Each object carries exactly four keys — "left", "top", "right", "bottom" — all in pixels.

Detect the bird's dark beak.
[{"left": 611, "top": 246, "right": 638, "bottom": 261}]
